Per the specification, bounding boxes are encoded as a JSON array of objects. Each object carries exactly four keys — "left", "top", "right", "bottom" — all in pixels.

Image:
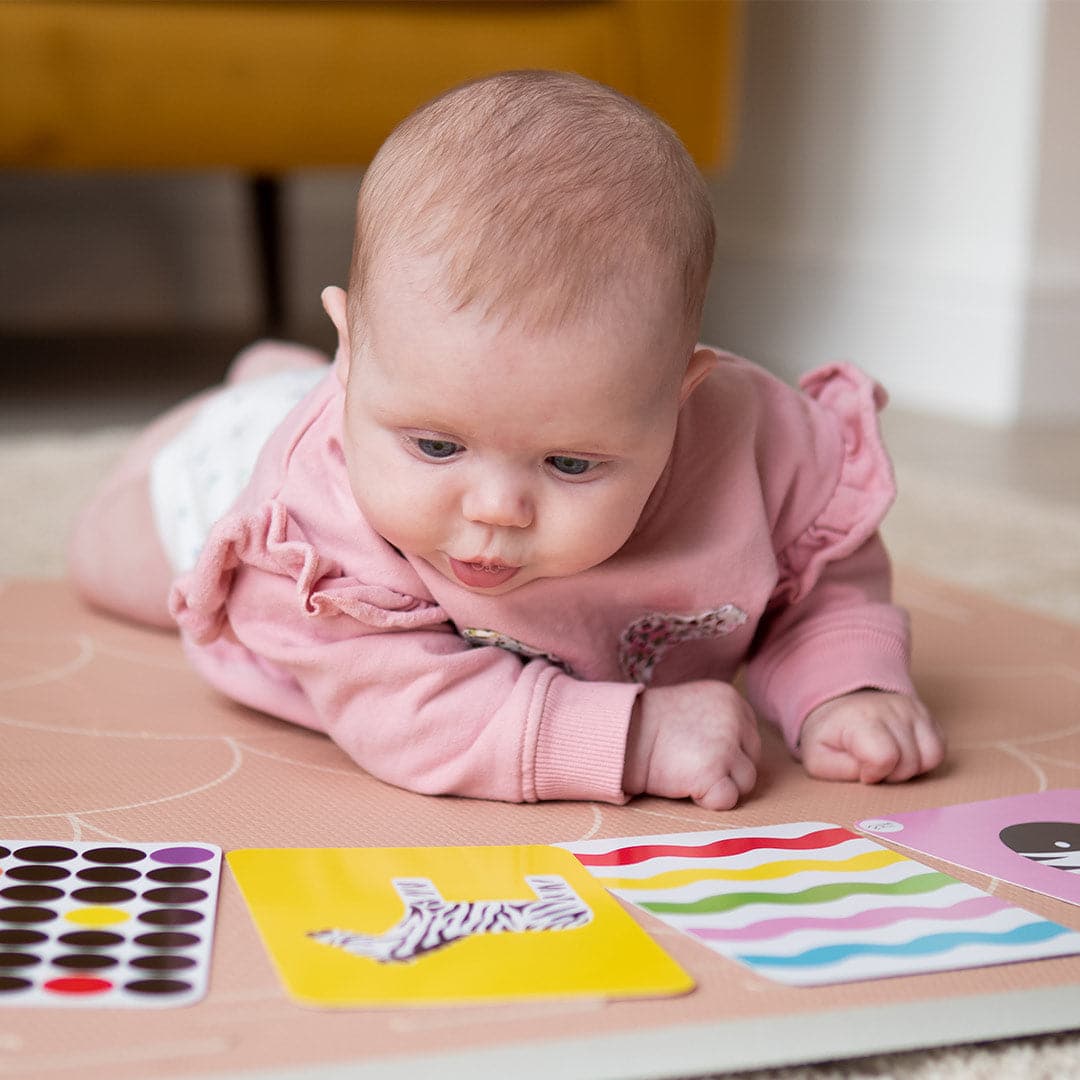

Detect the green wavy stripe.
[{"left": 639, "top": 871, "right": 955, "bottom": 915}]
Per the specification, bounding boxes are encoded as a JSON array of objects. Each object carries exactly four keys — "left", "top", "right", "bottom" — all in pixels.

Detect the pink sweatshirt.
[{"left": 170, "top": 353, "right": 913, "bottom": 804}]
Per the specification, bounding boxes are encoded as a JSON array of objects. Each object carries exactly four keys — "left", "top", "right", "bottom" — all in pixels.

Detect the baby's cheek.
[
  {"left": 353, "top": 478, "right": 419, "bottom": 547},
  {"left": 555, "top": 523, "right": 627, "bottom": 576},
  {"left": 575, "top": 494, "right": 642, "bottom": 560}
]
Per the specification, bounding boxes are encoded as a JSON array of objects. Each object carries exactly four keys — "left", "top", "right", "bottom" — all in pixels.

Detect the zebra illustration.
[
  {"left": 308, "top": 875, "right": 593, "bottom": 963},
  {"left": 1000, "top": 821, "right": 1080, "bottom": 872}
]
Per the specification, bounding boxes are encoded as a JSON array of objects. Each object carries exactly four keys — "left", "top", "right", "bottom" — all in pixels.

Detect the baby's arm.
[
  {"left": 622, "top": 681, "right": 760, "bottom": 810},
  {"left": 194, "top": 556, "right": 763, "bottom": 807},
  {"left": 745, "top": 535, "right": 944, "bottom": 782},
  {"left": 193, "top": 563, "right": 639, "bottom": 804}
]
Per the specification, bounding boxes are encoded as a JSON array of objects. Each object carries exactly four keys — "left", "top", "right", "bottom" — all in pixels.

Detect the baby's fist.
[
  {"left": 623, "top": 681, "right": 761, "bottom": 810},
  {"left": 799, "top": 690, "right": 945, "bottom": 784}
]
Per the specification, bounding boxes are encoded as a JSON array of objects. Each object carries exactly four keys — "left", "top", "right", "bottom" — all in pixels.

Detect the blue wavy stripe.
[{"left": 738, "top": 919, "right": 1073, "bottom": 968}]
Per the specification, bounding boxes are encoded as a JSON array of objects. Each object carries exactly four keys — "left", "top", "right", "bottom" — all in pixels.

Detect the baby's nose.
[{"left": 461, "top": 479, "right": 533, "bottom": 529}]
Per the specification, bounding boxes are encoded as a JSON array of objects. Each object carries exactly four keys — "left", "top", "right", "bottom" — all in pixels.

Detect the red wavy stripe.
[{"left": 574, "top": 826, "right": 857, "bottom": 867}]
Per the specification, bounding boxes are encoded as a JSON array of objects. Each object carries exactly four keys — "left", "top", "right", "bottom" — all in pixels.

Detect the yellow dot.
[{"left": 64, "top": 906, "right": 130, "bottom": 927}]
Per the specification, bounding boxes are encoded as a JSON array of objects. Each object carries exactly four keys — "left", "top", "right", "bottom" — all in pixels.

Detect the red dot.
[{"left": 44, "top": 977, "right": 113, "bottom": 995}]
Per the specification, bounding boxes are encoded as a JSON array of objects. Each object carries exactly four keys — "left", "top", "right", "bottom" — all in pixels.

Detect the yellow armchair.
[{"left": 0, "top": 1, "right": 741, "bottom": 327}]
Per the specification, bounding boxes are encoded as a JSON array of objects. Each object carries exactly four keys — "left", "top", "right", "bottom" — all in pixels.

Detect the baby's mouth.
[{"left": 447, "top": 557, "right": 521, "bottom": 589}]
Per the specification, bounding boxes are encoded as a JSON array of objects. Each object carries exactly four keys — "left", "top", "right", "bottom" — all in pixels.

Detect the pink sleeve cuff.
[{"left": 530, "top": 674, "right": 642, "bottom": 803}]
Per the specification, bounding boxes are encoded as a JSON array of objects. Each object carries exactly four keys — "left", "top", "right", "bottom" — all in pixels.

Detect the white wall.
[
  {"left": 703, "top": 0, "right": 1079, "bottom": 424},
  {"left": 1022, "top": 0, "right": 1080, "bottom": 419}
]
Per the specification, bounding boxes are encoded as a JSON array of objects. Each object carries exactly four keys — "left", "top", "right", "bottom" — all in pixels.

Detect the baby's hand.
[
  {"left": 799, "top": 690, "right": 945, "bottom": 784},
  {"left": 623, "top": 681, "right": 761, "bottom": 811}
]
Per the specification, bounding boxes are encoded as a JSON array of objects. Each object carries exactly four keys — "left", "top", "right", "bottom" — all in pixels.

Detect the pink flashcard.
[{"left": 857, "top": 790, "right": 1080, "bottom": 905}]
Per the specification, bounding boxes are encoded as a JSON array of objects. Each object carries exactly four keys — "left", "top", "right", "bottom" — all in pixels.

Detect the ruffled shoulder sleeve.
[
  {"left": 170, "top": 498, "right": 447, "bottom": 646},
  {"left": 772, "top": 362, "right": 896, "bottom": 605},
  {"left": 169, "top": 366, "right": 447, "bottom": 648}
]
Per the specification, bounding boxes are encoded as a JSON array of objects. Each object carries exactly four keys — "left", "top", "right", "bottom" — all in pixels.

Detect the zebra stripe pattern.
[{"left": 308, "top": 875, "right": 593, "bottom": 963}]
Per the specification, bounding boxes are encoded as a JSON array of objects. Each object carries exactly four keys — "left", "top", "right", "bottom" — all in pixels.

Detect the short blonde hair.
[{"left": 348, "top": 70, "right": 715, "bottom": 337}]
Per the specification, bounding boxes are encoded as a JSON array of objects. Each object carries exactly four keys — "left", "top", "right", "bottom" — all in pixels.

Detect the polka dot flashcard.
[{"left": 0, "top": 840, "right": 222, "bottom": 1007}]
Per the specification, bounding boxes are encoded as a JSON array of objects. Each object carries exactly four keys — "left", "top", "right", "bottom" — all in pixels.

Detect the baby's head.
[
  {"left": 345, "top": 68, "right": 714, "bottom": 344},
  {"left": 323, "top": 70, "right": 719, "bottom": 594}
]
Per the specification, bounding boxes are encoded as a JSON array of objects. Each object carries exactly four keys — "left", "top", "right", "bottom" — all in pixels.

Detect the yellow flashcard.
[{"left": 227, "top": 844, "right": 694, "bottom": 1007}]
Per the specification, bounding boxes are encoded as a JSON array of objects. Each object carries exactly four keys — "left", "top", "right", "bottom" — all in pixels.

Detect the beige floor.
[
  {"left": 880, "top": 409, "right": 1080, "bottom": 627},
  {"left": 2, "top": 333, "right": 1080, "bottom": 1079}
]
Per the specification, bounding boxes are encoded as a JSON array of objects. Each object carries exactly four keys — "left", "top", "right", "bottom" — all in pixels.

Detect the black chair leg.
[{"left": 251, "top": 174, "right": 285, "bottom": 337}]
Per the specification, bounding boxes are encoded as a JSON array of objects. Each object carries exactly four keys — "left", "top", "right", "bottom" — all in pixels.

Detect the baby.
[{"left": 70, "top": 70, "right": 944, "bottom": 810}]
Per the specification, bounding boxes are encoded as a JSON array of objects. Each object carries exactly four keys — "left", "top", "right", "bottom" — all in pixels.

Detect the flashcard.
[
  {"left": 0, "top": 840, "right": 222, "bottom": 1007},
  {"left": 560, "top": 823, "right": 1080, "bottom": 987},
  {"left": 858, "top": 790, "right": 1080, "bottom": 905},
  {"left": 227, "top": 844, "right": 693, "bottom": 1007}
]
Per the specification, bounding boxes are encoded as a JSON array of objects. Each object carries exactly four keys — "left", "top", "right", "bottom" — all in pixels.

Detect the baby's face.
[{"left": 339, "top": 264, "right": 694, "bottom": 595}]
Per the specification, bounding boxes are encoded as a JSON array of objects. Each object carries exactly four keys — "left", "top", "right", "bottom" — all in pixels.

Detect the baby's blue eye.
[
  {"left": 548, "top": 455, "right": 592, "bottom": 476},
  {"left": 417, "top": 438, "right": 461, "bottom": 459}
]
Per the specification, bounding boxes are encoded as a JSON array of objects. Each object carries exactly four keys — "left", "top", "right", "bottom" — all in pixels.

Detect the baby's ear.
[
  {"left": 679, "top": 346, "right": 720, "bottom": 404},
  {"left": 321, "top": 286, "right": 352, "bottom": 384}
]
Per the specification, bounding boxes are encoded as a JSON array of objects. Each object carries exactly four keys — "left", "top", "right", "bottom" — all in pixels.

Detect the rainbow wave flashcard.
[
  {"left": 228, "top": 844, "right": 693, "bottom": 1007},
  {"left": 560, "top": 823, "right": 1080, "bottom": 986}
]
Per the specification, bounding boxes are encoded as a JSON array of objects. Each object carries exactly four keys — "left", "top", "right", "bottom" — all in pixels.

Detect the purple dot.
[{"left": 150, "top": 847, "right": 215, "bottom": 866}]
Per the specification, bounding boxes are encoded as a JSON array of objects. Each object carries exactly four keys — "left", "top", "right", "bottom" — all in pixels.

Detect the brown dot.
[
  {"left": 6, "top": 864, "right": 69, "bottom": 883},
  {"left": 0, "top": 976, "right": 31, "bottom": 992},
  {"left": 71, "top": 886, "right": 135, "bottom": 904},
  {"left": 138, "top": 909, "right": 203, "bottom": 927},
  {"left": 59, "top": 931, "right": 125, "bottom": 948},
  {"left": 0, "top": 906, "right": 56, "bottom": 924},
  {"left": 142, "top": 887, "right": 207, "bottom": 905},
  {"left": 0, "top": 847, "right": 9, "bottom": 859},
  {"left": 0, "top": 929, "right": 47, "bottom": 946},
  {"left": 0, "top": 952, "right": 40, "bottom": 968},
  {"left": 84, "top": 847, "right": 145, "bottom": 865},
  {"left": 134, "top": 932, "right": 199, "bottom": 949},
  {"left": 78, "top": 866, "right": 140, "bottom": 884},
  {"left": 147, "top": 866, "right": 211, "bottom": 884},
  {"left": 124, "top": 978, "right": 191, "bottom": 995},
  {"left": 13, "top": 845, "right": 76, "bottom": 863},
  {"left": 1, "top": 885, "right": 64, "bottom": 903},
  {"left": 130, "top": 954, "right": 196, "bottom": 971},
  {"left": 54, "top": 954, "right": 118, "bottom": 970}
]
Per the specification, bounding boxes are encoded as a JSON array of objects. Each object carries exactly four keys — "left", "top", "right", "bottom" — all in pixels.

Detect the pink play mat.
[{"left": 3, "top": 570, "right": 1080, "bottom": 1078}]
